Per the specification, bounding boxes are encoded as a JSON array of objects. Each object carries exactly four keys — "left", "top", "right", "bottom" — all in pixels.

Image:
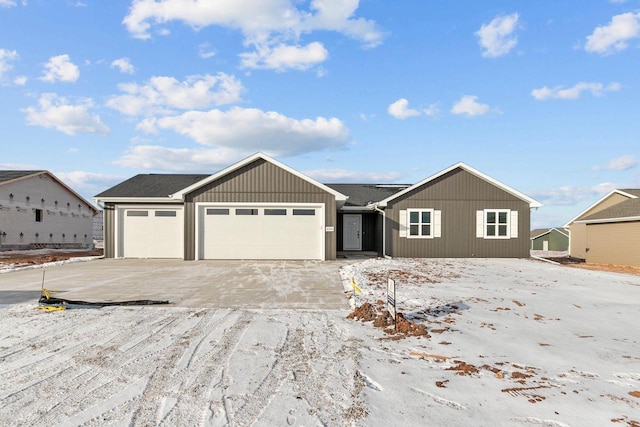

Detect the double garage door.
[
  {"left": 119, "top": 204, "right": 324, "bottom": 260},
  {"left": 198, "top": 204, "right": 324, "bottom": 260}
]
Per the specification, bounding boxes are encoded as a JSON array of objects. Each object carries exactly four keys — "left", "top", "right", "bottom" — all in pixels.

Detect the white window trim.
[
  {"left": 483, "top": 209, "right": 511, "bottom": 240},
  {"left": 407, "top": 208, "right": 435, "bottom": 239}
]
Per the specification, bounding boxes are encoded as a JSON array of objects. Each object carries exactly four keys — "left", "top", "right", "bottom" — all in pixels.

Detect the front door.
[{"left": 343, "top": 214, "right": 362, "bottom": 251}]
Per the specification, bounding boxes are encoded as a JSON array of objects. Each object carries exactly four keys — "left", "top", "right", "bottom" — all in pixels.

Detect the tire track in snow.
[
  {"left": 4, "top": 308, "right": 188, "bottom": 426},
  {"left": 225, "top": 311, "right": 366, "bottom": 426},
  {"left": 127, "top": 310, "right": 253, "bottom": 427}
]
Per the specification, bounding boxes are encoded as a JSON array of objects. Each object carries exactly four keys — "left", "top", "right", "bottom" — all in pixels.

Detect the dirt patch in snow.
[
  {"left": 568, "top": 262, "right": 640, "bottom": 276},
  {"left": 0, "top": 249, "right": 103, "bottom": 268},
  {"left": 347, "top": 300, "right": 429, "bottom": 339}
]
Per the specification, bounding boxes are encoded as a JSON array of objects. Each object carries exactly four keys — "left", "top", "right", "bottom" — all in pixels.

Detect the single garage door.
[
  {"left": 200, "top": 205, "right": 324, "bottom": 260},
  {"left": 121, "top": 207, "right": 183, "bottom": 258}
]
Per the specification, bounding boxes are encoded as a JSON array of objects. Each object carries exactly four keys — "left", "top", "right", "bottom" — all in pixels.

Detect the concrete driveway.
[{"left": 0, "top": 258, "right": 355, "bottom": 309}]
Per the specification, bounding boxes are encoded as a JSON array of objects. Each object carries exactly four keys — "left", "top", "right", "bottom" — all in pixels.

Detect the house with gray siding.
[
  {"left": 0, "top": 170, "right": 98, "bottom": 250},
  {"left": 95, "top": 153, "right": 541, "bottom": 260}
]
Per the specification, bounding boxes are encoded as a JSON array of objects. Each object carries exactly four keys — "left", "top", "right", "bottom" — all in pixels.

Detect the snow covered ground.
[{"left": 0, "top": 257, "right": 639, "bottom": 426}]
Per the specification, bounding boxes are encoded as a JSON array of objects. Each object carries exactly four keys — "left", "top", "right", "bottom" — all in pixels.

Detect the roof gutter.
[
  {"left": 368, "top": 203, "right": 390, "bottom": 258},
  {"left": 574, "top": 216, "right": 640, "bottom": 225},
  {"left": 93, "top": 197, "right": 180, "bottom": 204}
]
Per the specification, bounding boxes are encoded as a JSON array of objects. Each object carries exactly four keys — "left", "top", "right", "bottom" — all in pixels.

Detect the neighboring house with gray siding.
[
  {"left": 565, "top": 189, "right": 640, "bottom": 266},
  {"left": 0, "top": 170, "right": 98, "bottom": 250},
  {"left": 95, "top": 153, "right": 541, "bottom": 260},
  {"left": 530, "top": 228, "right": 569, "bottom": 251}
]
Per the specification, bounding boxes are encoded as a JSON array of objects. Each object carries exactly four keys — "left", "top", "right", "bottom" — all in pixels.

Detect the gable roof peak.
[
  {"left": 170, "top": 152, "right": 348, "bottom": 201},
  {"left": 376, "top": 161, "right": 542, "bottom": 208},
  {"left": 564, "top": 188, "right": 640, "bottom": 226}
]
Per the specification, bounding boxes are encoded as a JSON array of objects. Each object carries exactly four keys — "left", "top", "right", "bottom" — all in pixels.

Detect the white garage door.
[
  {"left": 121, "top": 208, "right": 183, "bottom": 258},
  {"left": 200, "top": 205, "right": 324, "bottom": 260}
]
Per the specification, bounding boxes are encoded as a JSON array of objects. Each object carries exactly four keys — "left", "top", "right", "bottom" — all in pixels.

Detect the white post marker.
[{"left": 387, "top": 278, "right": 396, "bottom": 331}]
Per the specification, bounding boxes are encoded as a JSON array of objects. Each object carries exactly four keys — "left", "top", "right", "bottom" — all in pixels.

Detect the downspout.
[{"left": 370, "top": 203, "right": 389, "bottom": 259}]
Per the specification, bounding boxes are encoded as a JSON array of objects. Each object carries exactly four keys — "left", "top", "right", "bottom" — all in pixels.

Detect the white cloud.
[
  {"left": 123, "top": 0, "right": 383, "bottom": 45},
  {"left": 40, "top": 54, "right": 80, "bottom": 83},
  {"left": 423, "top": 104, "right": 440, "bottom": 117},
  {"left": 106, "top": 73, "right": 244, "bottom": 116},
  {"left": 585, "top": 12, "right": 640, "bottom": 54},
  {"left": 111, "top": 57, "right": 135, "bottom": 74},
  {"left": 0, "top": 0, "right": 17, "bottom": 7},
  {"left": 531, "top": 182, "right": 619, "bottom": 207},
  {"left": 476, "top": 13, "right": 520, "bottom": 58},
  {"left": 240, "top": 42, "right": 329, "bottom": 72},
  {"left": 123, "top": 0, "right": 383, "bottom": 71},
  {"left": 594, "top": 154, "right": 638, "bottom": 171},
  {"left": 0, "top": 49, "right": 18, "bottom": 79},
  {"left": 198, "top": 43, "right": 216, "bottom": 59},
  {"left": 304, "top": 168, "right": 402, "bottom": 183},
  {"left": 13, "top": 75, "right": 27, "bottom": 85},
  {"left": 387, "top": 98, "right": 420, "bottom": 119},
  {"left": 531, "top": 82, "right": 621, "bottom": 100},
  {"left": 114, "top": 145, "right": 244, "bottom": 172},
  {"left": 387, "top": 98, "right": 439, "bottom": 119},
  {"left": 451, "top": 95, "right": 490, "bottom": 116},
  {"left": 0, "top": 161, "right": 38, "bottom": 169},
  {"left": 138, "top": 106, "right": 350, "bottom": 157},
  {"left": 54, "top": 171, "right": 123, "bottom": 193},
  {"left": 23, "top": 93, "right": 110, "bottom": 136}
]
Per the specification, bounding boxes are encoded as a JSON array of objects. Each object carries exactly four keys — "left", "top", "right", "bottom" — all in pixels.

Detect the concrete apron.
[{"left": 0, "top": 258, "right": 357, "bottom": 310}]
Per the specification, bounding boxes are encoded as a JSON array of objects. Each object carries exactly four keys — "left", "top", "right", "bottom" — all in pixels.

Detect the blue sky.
[{"left": 1, "top": 0, "right": 639, "bottom": 228}]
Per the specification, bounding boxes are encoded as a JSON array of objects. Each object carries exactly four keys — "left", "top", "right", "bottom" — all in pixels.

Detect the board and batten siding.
[
  {"left": 584, "top": 221, "right": 640, "bottom": 266},
  {"left": 184, "top": 158, "right": 337, "bottom": 260},
  {"left": 103, "top": 203, "right": 115, "bottom": 258},
  {"left": 385, "top": 168, "right": 530, "bottom": 258}
]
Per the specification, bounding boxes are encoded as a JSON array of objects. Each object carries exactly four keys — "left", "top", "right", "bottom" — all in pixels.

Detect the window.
[
  {"left": 127, "top": 210, "right": 148, "bottom": 217},
  {"left": 155, "top": 211, "right": 177, "bottom": 217},
  {"left": 236, "top": 208, "right": 259, "bottom": 215},
  {"left": 407, "top": 209, "right": 433, "bottom": 238},
  {"left": 265, "top": 208, "right": 286, "bottom": 216},
  {"left": 206, "top": 208, "right": 229, "bottom": 215},
  {"left": 35, "top": 209, "right": 43, "bottom": 222},
  {"left": 485, "top": 210, "right": 509, "bottom": 238},
  {"left": 293, "top": 209, "right": 315, "bottom": 216}
]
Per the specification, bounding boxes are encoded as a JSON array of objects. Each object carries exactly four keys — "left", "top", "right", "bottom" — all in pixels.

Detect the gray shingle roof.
[
  {"left": 582, "top": 196, "right": 640, "bottom": 222},
  {"left": 0, "top": 170, "right": 43, "bottom": 184},
  {"left": 96, "top": 174, "right": 410, "bottom": 201},
  {"left": 530, "top": 228, "right": 551, "bottom": 239},
  {"left": 621, "top": 189, "right": 640, "bottom": 197},
  {"left": 95, "top": 174, "right": 209, "bottom": 198},
  {"left": 324, "top": 184, "right": 410, "bottom": 207}
]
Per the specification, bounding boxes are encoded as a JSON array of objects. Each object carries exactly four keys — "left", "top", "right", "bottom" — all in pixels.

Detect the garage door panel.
[
  {"left": 122, "top": 208, "right": 183, "bottom": 258},
  {"left": 201, "top": 206, "right": 322, "bottom": 260}
]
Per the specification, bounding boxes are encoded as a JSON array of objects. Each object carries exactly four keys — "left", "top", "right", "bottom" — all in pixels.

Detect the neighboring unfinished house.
[
  {"left": 530, "top": 228, "right": 569, "bottom": 251},
  {"left": 565, "top": 189, "right": 640, "bottom": 266},
  {"left": 95, "top": 153, "right": 541, "bottom": 260},
  {"left": 0, "top": 171, "right": 98, "bottom": 250}
]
